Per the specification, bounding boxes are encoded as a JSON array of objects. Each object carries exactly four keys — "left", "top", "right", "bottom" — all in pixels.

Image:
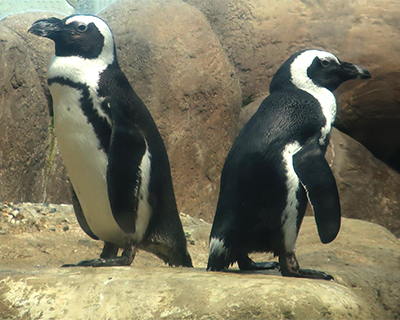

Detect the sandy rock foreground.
[{"left": 0, "top": 203, "right": 399, "bottom": 319}]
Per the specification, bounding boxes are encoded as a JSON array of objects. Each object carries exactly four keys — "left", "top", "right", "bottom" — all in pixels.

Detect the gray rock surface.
[{"left": 0, "top": 203, "right": 399, "bottom": 319}]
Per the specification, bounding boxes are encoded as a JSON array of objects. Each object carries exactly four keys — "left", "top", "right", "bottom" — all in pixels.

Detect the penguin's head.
[
  {"left": 270, "top": 49, "right": 371, "bottom": 93},
  {"left": 28, "top": 14, "right": 115, "bottom": 62}
]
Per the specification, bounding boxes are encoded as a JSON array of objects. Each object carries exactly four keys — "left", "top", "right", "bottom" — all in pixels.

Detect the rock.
[
  {"left": 187, "top": 0, "right": 400, "bottom": 103},
  {"left": 0, "top": 13, "right": 71, "bottom": 204},
  {"left": 0, "top": 268, "right": 372, "bottom": 320},
  {"left": 327, "top": 128, "right": 400, "bottom": 237},
  {"left": 335, "top": 71, "right": 400, "bottom": 171},
  {"left": 187, "top": 0, "right": 400, "bottom": 171},
  {"left": 0, "top": 203, "right": 399, "bottom": 319},
  {"left": 186, "top": 0, "right": 309, "bottom": 101},
  {"left": 0, "top": 1, "right": 242, "bottom": 221},
  {"left": 100, "top": 0, "right": 242, "bottom": 220}
]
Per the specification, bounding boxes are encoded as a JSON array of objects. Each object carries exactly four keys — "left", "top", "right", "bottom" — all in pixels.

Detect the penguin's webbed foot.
[
  {"left": 291, "top": 268, "right": 333, "bottom": 280},
  {"left": 237, "top": 255, "right": 279, "bottom": 271},
  {"left": 279, "top": 252, "right": 333, "bottom": 280},
  {"left": 62, "top": 243, "right": 137, "bottom": 267},
  {"left": 62, "top": 256, "right": 132, "bottom": 267}
]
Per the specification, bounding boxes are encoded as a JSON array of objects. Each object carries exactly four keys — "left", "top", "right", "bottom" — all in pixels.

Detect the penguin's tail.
[
  {"left": 207, "top": 237, "right": 230, "bottom": 271},
  {"left": 168, "top": 249, "right": 193, "bottom": 267}
]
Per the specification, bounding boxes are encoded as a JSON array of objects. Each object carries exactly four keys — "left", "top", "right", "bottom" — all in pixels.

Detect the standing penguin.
[
  {"left": 28, "top": 15, "right": 192, "bottom": 267},
  {"left": 207, "top": 49, "right": 370, "bottom": 279}
]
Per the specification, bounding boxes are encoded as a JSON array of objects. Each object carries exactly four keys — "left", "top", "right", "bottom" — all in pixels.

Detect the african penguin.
[
  {"left": 207, "top": 49, "right": 371, "bottom": 279},
  {"left": 28, "top": 14, "right": 192, "bottom": 267}
]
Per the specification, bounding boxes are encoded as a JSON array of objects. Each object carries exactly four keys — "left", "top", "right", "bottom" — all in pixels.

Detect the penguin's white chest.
[
  {"left": 281, "top": 141, "right": 302, "bottom": 252},
  {"left": 50, "top": 83, "right": 154, "bottom": 247},
  {"left": 311, "top": 89, "right": 336, "bottom": 145},
  {"left": 50, "top": 83, "right": 126, "bottom": 246}
]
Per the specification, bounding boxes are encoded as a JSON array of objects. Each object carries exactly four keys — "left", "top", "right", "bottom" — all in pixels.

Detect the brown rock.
[
  {"left": 0, "top": 13, "right": 71, "bottom": 204},
  {"left": 0, "top": 207, "right": 399, "bottom": 319},
  {"left": 187, "top": 0, "right": 400, "bottom": 102},
  {"left": 100, "top": 0, "right": 242, "bottom": 220},
  {"left": 0, "top": 2, "right": 242, "bottom": 222},
  {"left": 336, "top": 71, "right": 400, "bottom": 170},
  {"left": 187, "top": 0, "right": 400, "bottom": 171},
  {"left": 186, "top": 0, "right": 309, "bottom": 101},
  {"left": 327, "top": 128, "right": 400, "bottom": 237}
]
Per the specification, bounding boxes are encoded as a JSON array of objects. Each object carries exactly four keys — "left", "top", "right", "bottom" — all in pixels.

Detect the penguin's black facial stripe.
[
  {"left": 307, "top": 57, "right": 346, "bottom": 91},
  {"left": 54, "top": 21, "right": 105, "bottom": 59},
  {"left": 48, "top": 76, "right": 112, "bottom": 152},
  {"left": 307, "top": 56, "right": 370, "bottom": 91}
]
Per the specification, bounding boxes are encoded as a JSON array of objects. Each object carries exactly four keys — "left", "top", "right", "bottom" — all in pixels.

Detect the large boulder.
[
  {"left": 335, "top": 72, "right": 400, "bottom": 171},
  {"left": 187, "top": 0, "right": 400, "bottom": 100},
  {"left": 187, "top": 0, "right": 400, "bottom": 168},
  {"left": 100, "top": 0, "right": 242, "bottom": 220},
  {"left": 186, "top": 0, "right": 309, "bottom": 100},
  {"left": 327, "top": 128, "right": 400, "bottom": 237},
  {"left": 0, "top": 1, "right": 242, "bottom": 221},
  {"left": 0, "top": 203, "right": 399, "bottom": 319},
  {"left": 0, "top": 13, "right": 70, "bottom": 204}
]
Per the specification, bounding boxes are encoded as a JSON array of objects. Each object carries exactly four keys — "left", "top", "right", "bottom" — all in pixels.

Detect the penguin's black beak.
[
  {"left": 28, "top": 17, "right": 63, "bottom": 40},
  {"left": 341, "top": 61, "right": 372, "bottom": 80}
]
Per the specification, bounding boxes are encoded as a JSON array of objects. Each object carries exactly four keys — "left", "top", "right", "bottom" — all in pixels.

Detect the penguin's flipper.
[
  {"left": 107, "top": 117, "right": 147, "bottom": 234},
  {"left": 293, "top": 137, "right": 341, "bottom": 244}
]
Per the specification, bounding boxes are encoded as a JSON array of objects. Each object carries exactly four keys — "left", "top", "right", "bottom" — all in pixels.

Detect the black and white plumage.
[
  {"left": 207, "top": 49, "right": 371, "bottom": 279},
  {"left": 28, "top": 14, "right": 192, "bottom": 267}
]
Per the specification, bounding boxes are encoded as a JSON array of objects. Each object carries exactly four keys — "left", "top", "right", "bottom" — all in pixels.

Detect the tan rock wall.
[
  {"left": 101, "top": 0, "right": 242, "bottom": 220},
  {"left": 0, "top": 1, "right": 399, "bottom": 230}
]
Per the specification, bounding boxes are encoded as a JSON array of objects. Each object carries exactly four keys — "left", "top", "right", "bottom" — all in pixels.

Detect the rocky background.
[
  {"left": 0, "top": 0, "right": 400, "bottom": 319},
  {"left": 0, "top": 0, "right": 399, "bottom": 235}
]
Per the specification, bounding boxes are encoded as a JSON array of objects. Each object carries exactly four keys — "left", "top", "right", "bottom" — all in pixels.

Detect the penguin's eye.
[
  {"left": 320, "top": 59, "right": 330, "bottom": 68},
  {"left": 77, "top": 23, "right": 88, "bottom": 33}
]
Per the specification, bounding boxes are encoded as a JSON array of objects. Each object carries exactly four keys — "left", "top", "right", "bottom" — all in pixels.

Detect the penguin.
[
  {"left": 207, "top": 49, "right": 371, "bottom": 279},
  {"left": 28, "top": 14, "right": 192, "bottom": 268}
]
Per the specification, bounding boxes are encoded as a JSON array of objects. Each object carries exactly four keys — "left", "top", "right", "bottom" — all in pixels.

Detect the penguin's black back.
[
  {"left": 98, "top": 60, "right": 184, "bottom": 240},
  {"left": 210, "top": 88, "right": 325, "bottom": 256}
]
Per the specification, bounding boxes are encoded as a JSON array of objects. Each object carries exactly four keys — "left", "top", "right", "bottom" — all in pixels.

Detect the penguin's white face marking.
[
  {"left": 281, "top": 141, "right": 302, "bottom": 253},
  {"left": 290, "top": 50, "right": 340, "bottom": 89},
  {"left": 290, "top": 50, "right": 338, "bottom": 145},
  {"left": 209, "top": 237, "right": 228, "bottom": 258},
  {"left": 47, "top": 15, "right": 115, "bottom": 81},
  {"left": 47, "top": 15, "right": 114, "bottom": 126}
]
